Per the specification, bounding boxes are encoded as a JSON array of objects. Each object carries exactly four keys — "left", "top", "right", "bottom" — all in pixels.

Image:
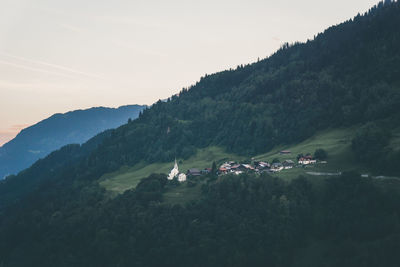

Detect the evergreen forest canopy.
[
  {"left": 82, "top": 0, "right": 399, "bottom": 175},
  {"left": 1, "top": 172, "right": 400, "bottom": 267},
  {"left": 0, "top": 1, "right": 400, "bottom": 266}
]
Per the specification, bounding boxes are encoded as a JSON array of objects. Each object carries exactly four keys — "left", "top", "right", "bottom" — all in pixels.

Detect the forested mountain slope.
[
  {"left": 0, "top": 2, "right": 400, "bottom": 266},
  {"left": 0, "top": 129, "right": 113, "bottom": 210},
  {"left": 84, "top": 0, "right": 400, "bottom": 175},
  {"left": 0, "top": 105, "right": 145, "bottom": 179},
  {"left": 2, "top": 171, "right": 400, "bottom": 267}
]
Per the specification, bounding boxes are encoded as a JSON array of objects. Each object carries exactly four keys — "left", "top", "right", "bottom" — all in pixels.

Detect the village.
[{"left": 168, "top": 150, "right": 327, "bottom": 182}]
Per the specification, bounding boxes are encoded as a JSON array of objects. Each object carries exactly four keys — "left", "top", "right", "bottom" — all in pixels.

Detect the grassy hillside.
[
  {"left": 253, "top": 126, "right": 399, "bottom": 180},
  {"left": 100, "top": 127, "right": 358, "bottom": 195},
  {"left": 100, "top": 146, "right": 244, "bottom": 194},
  {"left": 253, "top": 127, "right": 362, "bottom": 179},
  {"left": 101, "top": 126, "right": 400, "bottom": 196}
]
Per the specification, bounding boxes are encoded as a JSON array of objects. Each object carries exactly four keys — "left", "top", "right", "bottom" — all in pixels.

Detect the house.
[
  {"left": 298, "top": 155, "right": 316, "bottom": 165},
  {"left": 168, "top": 159, "right": 187, "bottom": 182},
  {"left": 241, "top": 164, "right": 255, "bottom": 171},
  {"left": 219, "top": 163, "right": 231, "bottom": 173},
  {"left": 187, "top": 168, "right": 201, "bottom": 176},
  {"left": 178, "top": 173, "right": 187, "bottom": 182},
  {"left": 201, "top": 168, "right": 212, "bottom": 174},
  {"left": 282, "top": 160, "right": 294, "bottom": 169},
  {"left": 218, "top": 167, "right": 228, "bottom": 175},
  {"left": 230, "top": 164, "right": 241, "bottom": 170},
  {"left": 298, "top": 157, "right": 310, "bottom": 165},
  {"left": 270, "top": 163, "right": 283, "bottom": 172},
  {"left": 256, "top": 161, "right": 270, "bottom": 169},
  {"left": 280, "top": 150, "right": 291, "bottom": 155},
  {"left": 220, "top": 163, "right": 232, "bottom": 169}
]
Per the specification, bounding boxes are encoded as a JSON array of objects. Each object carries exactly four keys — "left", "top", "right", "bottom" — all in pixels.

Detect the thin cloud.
[
  {"left": 0, "top": 129, "right": 17, "bottom": 134},
  {"left": 0, "top": 80, "right": 72, "bottom": 94},
  {"left": 0, "top": 132, "right": 17, "bottom": 146},
  {"left": 10, "top": 124, "right": 30, "bottom": 131},
  {"left": 0, "top": 125, "right": 29, "bottom": 146},
  {"left": 0, "top": 52, "right": 102, "bottom": 79},
  {"left": 0, "top": 59, "right": 75, "bottom": 78}
]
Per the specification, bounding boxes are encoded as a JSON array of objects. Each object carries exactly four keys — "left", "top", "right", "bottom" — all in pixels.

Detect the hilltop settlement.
[{"left": 168, "top": 150, "right": 327, "bottom": 182}]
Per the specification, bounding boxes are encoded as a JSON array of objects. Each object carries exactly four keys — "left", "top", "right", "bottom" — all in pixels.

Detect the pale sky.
[{"left": 0, "top": 0, "right": 379, "bottom": 146}]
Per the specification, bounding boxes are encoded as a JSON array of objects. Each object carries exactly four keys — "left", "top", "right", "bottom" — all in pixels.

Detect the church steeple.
[
  {"left": 167, "top": 158, "right": 186, "bottom": 182},
  {"left": 168, "top": 158, "right": 179, "bottom": 180}
]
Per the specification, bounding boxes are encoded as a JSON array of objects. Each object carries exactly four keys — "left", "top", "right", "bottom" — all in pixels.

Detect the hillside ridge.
[{"left": 0, "top": 104, "right": 146, "bottom": 179}]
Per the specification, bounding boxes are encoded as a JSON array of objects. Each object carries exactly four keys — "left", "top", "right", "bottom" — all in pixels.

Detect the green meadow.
[
  {"left": 99, "top": 146, "right": 244, "bottom": 194},
  {"left": 100, "top": 126, "right": 398, "bottom": 195},
  {"left": 253, "top": 127, "right": 364, "bottom": 177}
]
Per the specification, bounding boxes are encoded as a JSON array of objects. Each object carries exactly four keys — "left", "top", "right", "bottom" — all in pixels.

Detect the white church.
[{"left": 168, "top": 159, "right": 187, "bottom": 182}]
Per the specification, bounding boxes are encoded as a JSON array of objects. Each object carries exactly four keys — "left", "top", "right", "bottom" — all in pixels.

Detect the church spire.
[{"left": 168, "top": 158, "right": 179, "bottom": 180}]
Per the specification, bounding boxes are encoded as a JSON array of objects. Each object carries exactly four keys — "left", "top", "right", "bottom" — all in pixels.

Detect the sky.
[{"left": 0, "top": 0, "right": 379, "bottom": 146}]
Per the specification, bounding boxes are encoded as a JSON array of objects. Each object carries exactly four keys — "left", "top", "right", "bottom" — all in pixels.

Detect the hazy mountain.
[{"left": 0, "top": 105, "right": 145, "bottom": 179}]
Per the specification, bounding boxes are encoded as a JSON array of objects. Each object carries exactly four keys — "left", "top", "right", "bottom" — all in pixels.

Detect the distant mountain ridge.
[{"left": 0, "top": 104, "right": 146, "bottom": 179}]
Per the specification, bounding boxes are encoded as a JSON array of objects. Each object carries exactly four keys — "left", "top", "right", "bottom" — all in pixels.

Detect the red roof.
[{"left": 299, "top": 156, "right": 314, "bottom": 161}]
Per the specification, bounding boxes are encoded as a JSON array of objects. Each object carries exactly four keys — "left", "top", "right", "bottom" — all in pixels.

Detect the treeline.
[
  {"left": 0, "top": 129, "right": 113, "bottom": 210},
  {"left": 352, "top": 122, "right": 400, "bottom": 174},
  {"left": 79, "top": 0, "right": 400, "bottom": 175},
  {"left": 1, "top": 172, "right": 400, "bottom": 267}
]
